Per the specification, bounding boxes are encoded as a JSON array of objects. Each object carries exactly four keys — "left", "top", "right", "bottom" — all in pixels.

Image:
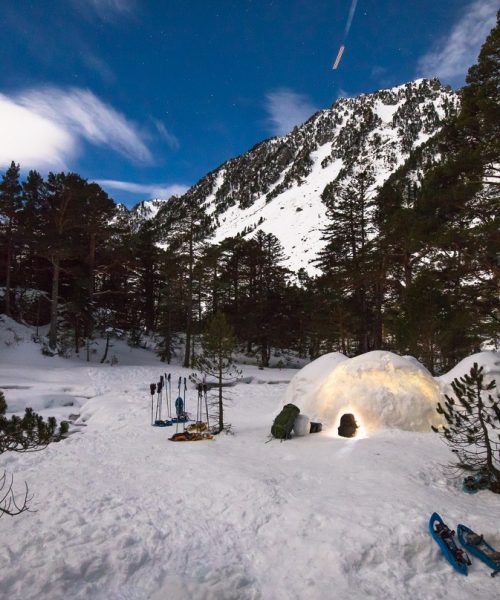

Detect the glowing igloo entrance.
[
  {"left": 285, "top": 351, "right": 443, "bottom": 436},
  {"left": 337, "top": 413, "right": 359, "bottom": 438}
]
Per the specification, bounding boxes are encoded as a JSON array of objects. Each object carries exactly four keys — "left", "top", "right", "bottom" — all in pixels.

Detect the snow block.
[{"left": 293, "top": 414, "right": 310, "bottom": 436}]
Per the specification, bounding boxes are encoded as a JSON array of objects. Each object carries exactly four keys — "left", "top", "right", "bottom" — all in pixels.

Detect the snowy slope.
[
  {"left": 1, "top": 327, "right": 500, "bottom": 600},
  {"left": 166, "top": 78, "right": 458, "bottom": 273}
]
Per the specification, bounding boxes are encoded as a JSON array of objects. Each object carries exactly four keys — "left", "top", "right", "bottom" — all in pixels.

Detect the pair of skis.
[
  {"left": 189, "top": 383, "right": 210, "bottom": 433},
  {"left": 151, "top": 373, "right": 173, "bottom": 426}
]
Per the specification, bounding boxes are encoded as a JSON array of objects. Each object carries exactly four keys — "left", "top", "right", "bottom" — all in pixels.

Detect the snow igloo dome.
[{"left": 284, "top": 351, "right": 443, "bottom": 435}]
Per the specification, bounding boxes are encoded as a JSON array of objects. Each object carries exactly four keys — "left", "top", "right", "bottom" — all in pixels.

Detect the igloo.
[{"left": 285, "top": 351, "right": 443, "bottom": 435}]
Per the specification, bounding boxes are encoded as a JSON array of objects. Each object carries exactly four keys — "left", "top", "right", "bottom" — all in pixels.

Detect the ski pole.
[
  {"left": 197, "top": 383, "right": 202, "bottom": 427},
  {"left": 150, "top": 383, "right": 156, "bottom": 426},
  {"left": 183, "top": 377, "right": 187, "bottom": 420},
  {"left": 203, "top": 383, "right": 210, "bottom": 431},
  {"left": 176, "top": 377, "right": 182, "bottom": 433},
  {"left": 157, "top": 378, "right": 163, "bottom": 421},
  {"left": 160, "top": 376, "right": 164, "bottom": 420},
  {"left": 168, "top": 373, "right": 171, "bottom": 418}
]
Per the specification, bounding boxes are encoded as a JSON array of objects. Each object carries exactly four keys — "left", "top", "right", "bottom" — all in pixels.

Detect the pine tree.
[
  {"left": 247, "top": 230, "right": 289, "bottom": 366},
  {"left": 193, "top": 313, "right": 241, "bottom": 433},
  {"left": 433, "top": 362, "right": 500, "bottom": 490},
  {"left": 20, "top": 170, "right": 46, "bottom": 296},
  {"left": 157, "top": 196, "right": 212, "bottom": 367},
  {"left": 40, "top": 173, "right": 87, "bottom": 352},
  {"left": 415, "top": 13, "right": 500, "bottom": 363},
  {"left": 0, "top": 161, "right": 22, "bottom": 317},
  {"left": 317, "top": 167, "right": 380, "bottom": 353}
]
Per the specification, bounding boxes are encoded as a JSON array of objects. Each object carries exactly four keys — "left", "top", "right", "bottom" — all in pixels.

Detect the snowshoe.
[
  {"left": 153, "top": 419, "right": 172, "bottom": 427},
  {"left": 458, "top": 524, "right": 500, "bottom": 577},
  {"left": 429, "top": 512, "right": 471, "bottom": 575},
  {"left": 462, "top": 469, "right": 490, "bottom": 494},
  {"left": 171, "top": 412, "right": 189, "bottom": 423}
]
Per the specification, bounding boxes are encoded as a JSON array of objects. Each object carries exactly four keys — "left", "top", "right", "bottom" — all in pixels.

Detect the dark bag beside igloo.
[
  {"left": 338, "top": 413, "right": 358, "bottom": 438},
  {"left": 271, "top": 404, "right": 300, "bottom": 440}
]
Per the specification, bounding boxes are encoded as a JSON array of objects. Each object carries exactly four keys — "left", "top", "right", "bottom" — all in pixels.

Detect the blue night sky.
[{"left": 0, "top": 0, "right": 496, "bottom": 206}]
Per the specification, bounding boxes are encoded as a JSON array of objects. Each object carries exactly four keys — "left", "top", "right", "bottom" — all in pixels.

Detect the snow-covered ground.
[{"left": 1, "top": 322, "right": 499, "bottom": 599}]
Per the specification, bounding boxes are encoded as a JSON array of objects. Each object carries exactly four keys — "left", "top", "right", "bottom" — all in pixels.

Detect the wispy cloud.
[
  {"left": 264, "top": 89, "right": 318, "bottom": 136},
  {"left": 153, "top": 119, "right": 180, "bottom": 150},
  {"left": 74, "top": 0, "right": 135, "bottom": 21},
  {"left": 416, "top": 0, "right": 497, "bottom": 86},
  {"left": 0, "top": 87, "right": 151, "bottom": 169},
  {"left": 96, "top": 179, "right": 189, "bottom": 199},
  {"left": 336, "top": 88, "right": 351, "bottom": 99},
  {"left": 80, "top": 52, "right": 116, "bottom": 84}
]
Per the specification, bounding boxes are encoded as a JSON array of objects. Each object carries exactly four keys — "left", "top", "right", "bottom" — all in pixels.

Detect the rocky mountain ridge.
[{"left": 128, "top": 78, "right": 459, "bottom": 272}]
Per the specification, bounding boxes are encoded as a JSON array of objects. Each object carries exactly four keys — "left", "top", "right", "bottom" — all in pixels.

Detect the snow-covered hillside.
[
  {"left": 164, "top": 78, "right": 458, "bottom": 272},
  {"left": 1, "top": 322, "right": 499, "bottom": 599},
  {"left": 116, "top": 199, "right": 168, "bottom": 233}
]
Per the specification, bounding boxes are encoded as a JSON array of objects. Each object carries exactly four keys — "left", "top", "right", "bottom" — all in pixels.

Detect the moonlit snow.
[{"left": 1, "top": 320, "right": 499, "bottom": 599}]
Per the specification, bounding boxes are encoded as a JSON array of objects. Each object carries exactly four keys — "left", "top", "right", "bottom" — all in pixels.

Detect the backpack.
[{"left": 271, "top": 404, "right": 300, "bottom": 440}]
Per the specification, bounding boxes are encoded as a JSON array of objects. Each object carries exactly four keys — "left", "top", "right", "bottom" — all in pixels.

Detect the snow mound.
[
  {"left": 284, "top": 351, "right": 348, "bottom": 409},
  {"left": 286, "top": 351, "right": 442, "bottom": 434},
  {"left": 438, "top": 351, "right": 500, "bottom": 386}
]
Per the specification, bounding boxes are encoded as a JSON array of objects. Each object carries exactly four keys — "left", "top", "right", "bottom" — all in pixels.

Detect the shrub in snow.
[
  {"left": 0, "top": 391, "right": 68, "bottom": 517},
  {"left": 433, "top": 362, "right": 500, "bottom": 492},
  {"left": 286, "top": 351, "right": 442, "bottom": 434}
]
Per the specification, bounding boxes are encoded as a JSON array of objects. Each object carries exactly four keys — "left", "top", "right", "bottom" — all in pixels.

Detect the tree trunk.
[
  {"left": 218, "top": 358, "right": 223, "bottom": 432},
  {"left": 87, "top": 231, "right": 96, "bottom": 340},
  {"left": 100, "top": 332, "right": 110, "bottom": 364},
  {"left": 48, "top": 257, "right": 60, "bottom": 351},
  {"left": 183, "top": 230, "right": 194, "bottom": 368},
  {"left": 4, "top": 232, "right": 12, "bottom": 317}
]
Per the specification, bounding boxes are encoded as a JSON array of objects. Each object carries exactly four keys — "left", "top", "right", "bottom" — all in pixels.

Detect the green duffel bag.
[{"left": 271, "top": 404, "right": 300, "bottom": 440}]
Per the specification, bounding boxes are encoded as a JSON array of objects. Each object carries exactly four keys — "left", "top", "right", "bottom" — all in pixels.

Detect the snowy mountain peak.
[{"left": 159, "top": 79, "right": 458, "bottom": 272}]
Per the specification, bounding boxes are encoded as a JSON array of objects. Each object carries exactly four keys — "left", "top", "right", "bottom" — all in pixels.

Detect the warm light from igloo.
[
  {"left": 315, "top": 361, "right": 442, "bottom": 434},
  {"left": 326, "top": 406, "right": 367, "bottom": 439}
]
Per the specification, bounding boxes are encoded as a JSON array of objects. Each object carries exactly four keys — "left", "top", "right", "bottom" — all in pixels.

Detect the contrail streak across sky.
[
  {"left": 332, "top": 0, "right": 359, "bottom": 70},
  {"left": 344, "top": 0, "right": 359, "bottom": 37}
]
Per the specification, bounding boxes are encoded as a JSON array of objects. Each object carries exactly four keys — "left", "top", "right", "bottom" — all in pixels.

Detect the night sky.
[{"left": 0, "top": 0, "right": 496, "bottom": 206}]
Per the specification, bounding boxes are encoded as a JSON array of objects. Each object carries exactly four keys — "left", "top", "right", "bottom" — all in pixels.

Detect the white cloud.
[
  {"left": 96, "top": 179, "right": 189, "bottom": 199},
  {"left": 0, "top": 87, "right": 151, "bottom": 169},
  {"left": 264, "top": 88, "right": 318, "bottom": 136},
  {"left": 0, "top": 94, "right": 73, "bottom": 170},
  {"left": 416, "top": 0, "right": 497, "bottom": 85}
]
